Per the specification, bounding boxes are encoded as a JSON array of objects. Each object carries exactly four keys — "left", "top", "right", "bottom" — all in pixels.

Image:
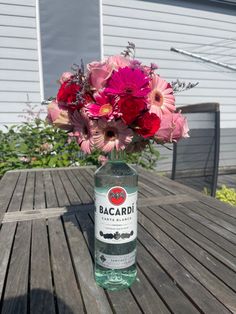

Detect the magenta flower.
[
  {"left": 85, "top": 92, "right": 121, "bottom": 121},
  {"left": 105, "top": 67, "right": 150, "bottom": 98},
  {"left": 93, "top": 119, "right": 133, "bottom": 153}
]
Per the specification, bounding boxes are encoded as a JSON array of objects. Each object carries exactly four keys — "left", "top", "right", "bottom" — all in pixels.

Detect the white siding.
[
  {"left": 0, "top": 1, "right": 43, "bottom": 130},
  {"left": 102, "top": 0, "right": 236, "bottom": 170}
]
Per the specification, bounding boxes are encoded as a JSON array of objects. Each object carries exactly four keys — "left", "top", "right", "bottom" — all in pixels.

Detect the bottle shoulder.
[{"left": 95, "top": 161, "right": 137, "bottom": 178}]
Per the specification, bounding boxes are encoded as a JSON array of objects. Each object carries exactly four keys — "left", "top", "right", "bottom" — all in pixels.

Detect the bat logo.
[{"left": 108, "top": 187, "right": 126, "bottom": 206}]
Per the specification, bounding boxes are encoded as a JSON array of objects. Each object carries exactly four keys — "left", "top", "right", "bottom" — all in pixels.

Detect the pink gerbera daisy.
[
  {"left": 93, "top": 119, "right": 133, "bottom": 153},
  {"left": 105, "top": 66, "right": 150, "bottom": 98},
  {"left": 85, "top": 92, "right": 121, "bottom": 121},
  {"left": 148, "top": 74, "right": 175, "bottom": 118},
  {"left": 70, "top": 109, "right": 97, "bottom": 153}
]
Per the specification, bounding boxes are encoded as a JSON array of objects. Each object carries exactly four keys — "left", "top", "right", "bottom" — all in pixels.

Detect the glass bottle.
[{"left": 94, "top": 150, "right": 138, "bottom": 290}]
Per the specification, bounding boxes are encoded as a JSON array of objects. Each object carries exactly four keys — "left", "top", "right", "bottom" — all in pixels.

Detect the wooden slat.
[
  {"left": 182, "top": 200, "right": 236, "bottom": 231},
  {"left": 139, "top": 206, "right": 236, "bottom": 292},
  {"left": 58, "top": 170, "right": 81, "bottom": 205},
  {"left": 7, "top": 172, "right": 27, "bottom": 212},
  {"left": 48, "top": 218, "right": 85, "bottom": 313},
  {"left": 2, "top": 205, "right": 92, "bottom": 223},
  {"left": 157, "top": 203, "right": 236, "bottom": 271},
  {"left": 51, "top": 171, "right": 70, "bottom": 207},
  {"left": 137, "top": 242, "right": 200, "bottom": 314},
  {"left": 1, "top": 195, "right": 196, "bottom": 223},
  {"left": 131, "top": 266, "right": 171, "bottom": 314},
  {"left": 30, "top": 220, "right": 55, "bottom": 314},
  {"left": 67, "top": 169, "right": 92, "bottom": 204},
  {"left": 21, "top": 172, "right": 35, "bottom": 210},
  {"left": 107, "top": 289, "right": 143, "bottom": 314},
  {"left": 171, "top": 203, "right": 236, "bottom": 254},
  {"left": 138, "top": 172, "right": 172, "bottom": 196},
  {"left": 138, "top": 215, "right": 236, "bottom": 313},
  {"left": 0, "top": 223, "right": 17, "bottom": 301},
  {"left": 63, "top": 214, "right": 112, "bottom": 314},
  {"left": 0, "top": 172, "right": 19, "bottom": 222},
  {"left": 43, "top": 172, "right": 58, "bottom": 208},
  {"left": 1, "top": 221, "right": 31, "bottom": 314},
  {"left": 34, "top": 171, "right": 46, "bottom": 209},
  {"left": 138, "top": 167, "right": 236, "bottom": 218},
  {"left": 73, "top": 168, "right": 94, "bottom": 199},
  {"left": 183, "top": 203, "right": 236, "bottom": 237}
]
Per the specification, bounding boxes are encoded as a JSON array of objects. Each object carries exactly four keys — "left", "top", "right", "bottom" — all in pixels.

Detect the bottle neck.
[{"left": 109, "top": 150, "right": 126, "bottom": 162}]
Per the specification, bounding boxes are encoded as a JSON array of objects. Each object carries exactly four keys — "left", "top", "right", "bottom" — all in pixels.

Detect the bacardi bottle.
[{"left": 94, "top": 151, "right": 138, "bottom": 290}]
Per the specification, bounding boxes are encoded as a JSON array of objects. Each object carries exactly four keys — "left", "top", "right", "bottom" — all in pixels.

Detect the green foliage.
[
  {"left": 0, "top": 119, "right": 97, "bottom": 178},
  {"left": 216, "top": 185, "right": 236, "bottom": 206},
  {"left": 0, "top": 119, "right": 160, "bottom": 178},
  {"left": 124, "top": 143, "right": 160, "bottom": 169}
]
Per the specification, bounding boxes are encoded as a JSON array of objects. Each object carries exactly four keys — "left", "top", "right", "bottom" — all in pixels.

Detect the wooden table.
[{"left": 0, "top": 166, "right": 236, "bottom": 314}]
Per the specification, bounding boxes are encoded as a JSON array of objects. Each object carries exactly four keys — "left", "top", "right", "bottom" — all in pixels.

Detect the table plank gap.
[
  {"left": 1, "top": 221, "right": 31, "bottom": 314},
  {"left": 34, "top": 171, "right": 46, "bottom": 210},
  {"left": 0, "top": 222, "right": 17, "bottom": 305},
  {"left": 58, "top": 170, "right": 82, "bottom": 205},
  {"left": 138, "top": 172, "right": 173, "bottom": 196},
  {"left": 43, "top": 172, "right": 58, "bottom": 208},
  {"left": 7, "top": 172, "right": 27, "bottom": 213},
  {"left": 139, "top": 205, "right": 236, "bottom": 293},
  {"left": 137, "top": 241, "right": 201, "bottom": 314},
  {"left": 130, "top": 266, "right": 171, "bottom": 314},
  {"left": 157, "top": 203, "right": 236, "bottom": 271},
  {"left": 199, "top": 197, "right": 236, "bottom": 219},
  {"left": 0, "top": 172, "right": 20, "bottom": 215},
  {"left": 178, "top": 202, "right": 236, "bottom": 246},
  {"left": 63, "top": 214, "right": 113, "bottom": 314},
  {"left": 138, "top": 215, "right": 236, "bottom": 313},
  {"left": 67, "top": 169, "right": 93, "bottom": 204},
  {"left": 51, "top": 171, "right": 70, "bottom": 207},
  {"left": 161, "top": 203, "right": 236, "bottom": 258},
  {"left": 182, "top": 200, "right": 236, "bottom": 233},
  {"left": 48, "top": 217, "right": 85, "bottom": 313},
  {"left": 30, "top": 219, "right": 56, "bottom": 314},
  {"left": 138, "top": 167, "right": 236, "bottom": 218},
  {"left": 21, "top": 171, "right": 35, "bottom": 210},
  {"left": 73, "top": 168, "right": 95, "bottom": 199}
]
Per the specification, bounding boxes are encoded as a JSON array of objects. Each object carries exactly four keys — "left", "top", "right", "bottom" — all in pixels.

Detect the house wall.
[
  {"left": 0, "top": 0, "right": 41, "bottom": 129},
  {"left": 0, "top": 0, "right": 101, "bottom": 130},
  {"left": 39, "top": 0, "right": 101, "bottom": 99},
  {"left": 102, "top": 0, "right": 236, "bottom": 171}
]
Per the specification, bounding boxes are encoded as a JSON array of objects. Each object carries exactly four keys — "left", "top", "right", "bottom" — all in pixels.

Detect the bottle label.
[
  {"left": 96, "top": 249, "right": 136, "bottom": 269},
  {"left": 95, "top": 186, "right": 137, "bottom": 244}
]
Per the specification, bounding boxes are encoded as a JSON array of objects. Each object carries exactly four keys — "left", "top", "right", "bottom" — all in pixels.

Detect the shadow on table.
[
  {"left": 1, "top": 288, "right": 74, "bottom": 314},
  {"left": 70, "top": 208, "right": 95, "bottom": 257}
]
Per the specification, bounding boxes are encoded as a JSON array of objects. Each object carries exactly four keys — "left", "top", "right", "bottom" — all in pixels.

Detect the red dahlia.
[
  {"left": 57, "top": 80, "right": 82, "bottom": 110},
  {"left": 134, "top": 112, "right": 161, "bottom": 138}
]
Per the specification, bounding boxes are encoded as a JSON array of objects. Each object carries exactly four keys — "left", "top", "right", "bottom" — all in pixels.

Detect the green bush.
[
  {"left": 0, "top": 118, "right": 160, "bottom": 178},
  {"left": 216, "top": 185, "right": 236, "bottom": 206}
]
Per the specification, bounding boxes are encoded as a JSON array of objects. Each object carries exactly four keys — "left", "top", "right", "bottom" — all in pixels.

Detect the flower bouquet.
[
  {"left": 46, "top": 42, "right": 192, "bottom": 291},
  {"left": 47, "top": 43, "right": 189, "bottom": 155}
]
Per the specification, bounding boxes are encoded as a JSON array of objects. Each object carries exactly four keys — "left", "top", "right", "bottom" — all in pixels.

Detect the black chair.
[{"left": 171, "top": 103, "right": 220, "bottom": 197}]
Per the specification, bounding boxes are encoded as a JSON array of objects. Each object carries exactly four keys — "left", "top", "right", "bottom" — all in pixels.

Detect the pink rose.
[
  {"left": 59, "top": 72, "right": 73, "bottom": 84},
  {"left": 155, "top": 111, "right": 189, "bottom": 143},
  {"left": 87, "top": 61, "right": 113, "bottom": 90},
  {"left": 107, "top": 55, "right": 130, "bottom": 69},
  {"left": 47, "top": 100, "right": 72, "bottom": 130}
]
